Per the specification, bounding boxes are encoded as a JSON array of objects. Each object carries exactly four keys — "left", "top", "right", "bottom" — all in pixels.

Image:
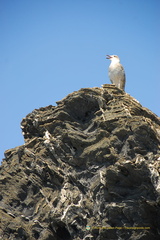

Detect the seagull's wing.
[{"left": 118, "top": 64, "right": 126, "bottom": 90}]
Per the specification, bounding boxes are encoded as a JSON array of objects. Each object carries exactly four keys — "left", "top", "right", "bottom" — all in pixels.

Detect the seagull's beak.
[{"left": 106, "top": 55, "right": 111, "bottom": 59}]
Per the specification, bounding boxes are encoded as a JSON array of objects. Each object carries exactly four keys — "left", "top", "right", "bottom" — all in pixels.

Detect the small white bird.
[{"left": 106, "top": 55, "right": 126, "bottom": 90}]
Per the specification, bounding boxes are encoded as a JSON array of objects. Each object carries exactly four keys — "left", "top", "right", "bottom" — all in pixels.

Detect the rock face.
[{"left": 0, "top": 85, "right": 160, "bottom": 240}]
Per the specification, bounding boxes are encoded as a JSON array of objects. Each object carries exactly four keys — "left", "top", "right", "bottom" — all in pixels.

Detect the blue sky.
[{"left": 1, "top": 0, "right": 160, "bottom": 162}]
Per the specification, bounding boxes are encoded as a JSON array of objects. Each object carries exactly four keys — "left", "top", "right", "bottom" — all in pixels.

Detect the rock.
[{"left": 0, "top": 85, "right": 160, "bottom": 240}]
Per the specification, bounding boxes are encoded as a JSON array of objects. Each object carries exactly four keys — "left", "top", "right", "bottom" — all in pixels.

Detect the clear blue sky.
[{"left": 1, "top": 0, "right": 160, "bottom": 162}]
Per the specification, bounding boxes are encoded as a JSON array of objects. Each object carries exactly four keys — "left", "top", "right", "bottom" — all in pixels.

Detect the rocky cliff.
[{"left": 0, "top": 85, "right": 160, "bottom": 240}]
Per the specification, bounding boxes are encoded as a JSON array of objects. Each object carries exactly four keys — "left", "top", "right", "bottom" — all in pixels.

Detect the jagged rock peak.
[{"left": 1, "top": 85, "right": 160, "bottom": 240}]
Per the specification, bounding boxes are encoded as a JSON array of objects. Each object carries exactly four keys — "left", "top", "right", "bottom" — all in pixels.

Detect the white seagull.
[{"left": 106, "top": 55, "right": 126, "bottom": 90}]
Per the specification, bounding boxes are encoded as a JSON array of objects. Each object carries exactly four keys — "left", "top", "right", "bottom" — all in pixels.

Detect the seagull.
[{"left": 106, "top": 55, "right": 126, "bottom": 90}]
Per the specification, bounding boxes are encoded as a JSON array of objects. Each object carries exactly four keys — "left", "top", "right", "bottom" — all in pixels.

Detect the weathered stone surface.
[{"left": 0, "top": 85, "right": 160, "bottom": 240}]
